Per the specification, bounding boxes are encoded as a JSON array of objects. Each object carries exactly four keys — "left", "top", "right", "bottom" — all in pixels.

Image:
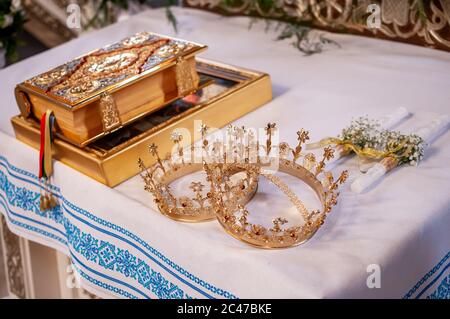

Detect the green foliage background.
[{"left": 0, "top": 0, "right": 25, "bottom": 61}]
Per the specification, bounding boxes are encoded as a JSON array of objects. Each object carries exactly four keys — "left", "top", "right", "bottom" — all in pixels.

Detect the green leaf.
[
  {"left": 415, "top": 0, "right": 427, "bottom": 24},
  {"left": 257, "top": 0, "right": 275, "bottom": 12},
  {"left": 166, "top": 6, "right": 178, "bottom": 33},
  {"left": 276, "top": 29, "right": 294, "bottom": 41}
]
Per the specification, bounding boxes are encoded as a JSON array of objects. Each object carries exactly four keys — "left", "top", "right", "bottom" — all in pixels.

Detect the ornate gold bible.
[{"left": 14, "top": 32, "right": 207, "bottom": 147}]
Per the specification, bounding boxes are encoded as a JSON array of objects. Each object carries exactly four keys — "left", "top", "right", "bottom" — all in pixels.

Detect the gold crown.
[
  {"left": 204, "top": 123, "right": 349, "bottom": 249},
  {"left": 138, "top": 124, "right": 259, "bottom": 222}
]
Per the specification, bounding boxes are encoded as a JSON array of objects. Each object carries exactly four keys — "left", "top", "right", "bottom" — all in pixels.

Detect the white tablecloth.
[{"left": 0, "top": 8, "right": 449, "bottom": 299}]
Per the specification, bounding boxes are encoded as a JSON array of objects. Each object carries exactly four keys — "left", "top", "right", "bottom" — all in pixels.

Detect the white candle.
[
  {"left": 351, "top": 114, "right": 450, "bottom": 194},
  {"left": 416, "top": 114, "right": 450, "bottom": 144},
  {"left": 379, "top": 107, "right": 410, "bottom": 130}
]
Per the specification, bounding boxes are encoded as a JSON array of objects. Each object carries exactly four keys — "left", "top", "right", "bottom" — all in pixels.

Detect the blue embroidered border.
[
  {"left": 72, "top": 260, "right": 139, "bottom": 299},
  {"left": 0, "top": 155, "right": 236, "bottom": 299},
  {"left": 403, "top": 251, "right": 450, "bottom": 299},
  {"left": 0, "top": 192, "right": 143, "bottom": 298},
  {"left": 426, "top": 274, "right": 450, "bottom": 299},
  {"left": 6, "top": 153, "right": 447, "bottom": 299},
  {"left": 0, "top": 178, "right": 156, "bottom": 298}
]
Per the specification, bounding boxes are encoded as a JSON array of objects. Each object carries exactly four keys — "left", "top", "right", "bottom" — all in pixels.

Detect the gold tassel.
[
  {"left": 39, "top": 192, "right": 47, "bottom": 211},
  {"left": 41, "top": 193, "right": 49, "bottom": 211},
  {"left": 48, "top": 193, "right": 58, "bottom": 210}
]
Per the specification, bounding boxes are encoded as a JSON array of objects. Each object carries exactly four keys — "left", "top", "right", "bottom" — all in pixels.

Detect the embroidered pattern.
[
  {"left": 404, "top": 251, "right": 450, "bottom": 299},
  {"left": 0, "top": 155, "right": 236, "bottom": 299},
  {"left": 0, "top": 169, "right": 186, "bottom": 299},
  {"left": 2, "top": 155, "right": 450, "bottom": 298},
  {"left": 65, "top": 221, "right": 185, "bottom": 299},
  {"left": 73, "top": 262, "right": 138, "bottom": 299},
  {"left": 427, "top": 274, "right": 450, "bottom": 299}
]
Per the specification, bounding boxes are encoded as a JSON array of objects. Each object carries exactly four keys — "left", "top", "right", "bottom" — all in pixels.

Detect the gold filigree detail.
[
  {"left": 260, "top": 171, "right": 310, "bottom": 220},
  {"left": 85, "top": 52, "right": 140, "bottom": 76},
  {"left": 99, "top": 92, "right": 121, "bottom": 132},
  {"left": 50, "top": 41, "right": 167, "bottom": 101},
  {"left": 34, "top": 68, "right": 69, "bottom": 87},
  {"left": 175, "top": 56, "right": 199, "bottom": 96},
  {"left": 23, "top": 32, "right": 204, "bottom": 105}
]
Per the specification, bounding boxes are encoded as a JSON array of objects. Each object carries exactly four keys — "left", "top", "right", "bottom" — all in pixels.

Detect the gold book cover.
[{"left": 14, "top": 31, "right": 207, "bottom": 147}]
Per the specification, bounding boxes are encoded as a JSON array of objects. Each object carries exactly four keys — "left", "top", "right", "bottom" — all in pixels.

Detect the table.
[{"left": 1, "top": 7, "right": 449, "bottom": 299}]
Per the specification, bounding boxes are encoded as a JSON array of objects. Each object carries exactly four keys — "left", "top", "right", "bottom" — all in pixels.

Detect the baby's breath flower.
[{"left": 340, "top": 116, "right": 425, "bottom": 166}]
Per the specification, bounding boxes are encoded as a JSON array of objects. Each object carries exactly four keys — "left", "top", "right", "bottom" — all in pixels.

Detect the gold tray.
[{"left": 11, "top": 59, "right": 272, "bottom": 187}]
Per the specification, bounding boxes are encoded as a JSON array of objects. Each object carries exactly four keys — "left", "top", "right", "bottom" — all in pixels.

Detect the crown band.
[
  {"left": 139, "top": 159, "right": 259, "bottom": 222},
  {"left": 207, "top": 160, "right": 327, "bottom": 248}
]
